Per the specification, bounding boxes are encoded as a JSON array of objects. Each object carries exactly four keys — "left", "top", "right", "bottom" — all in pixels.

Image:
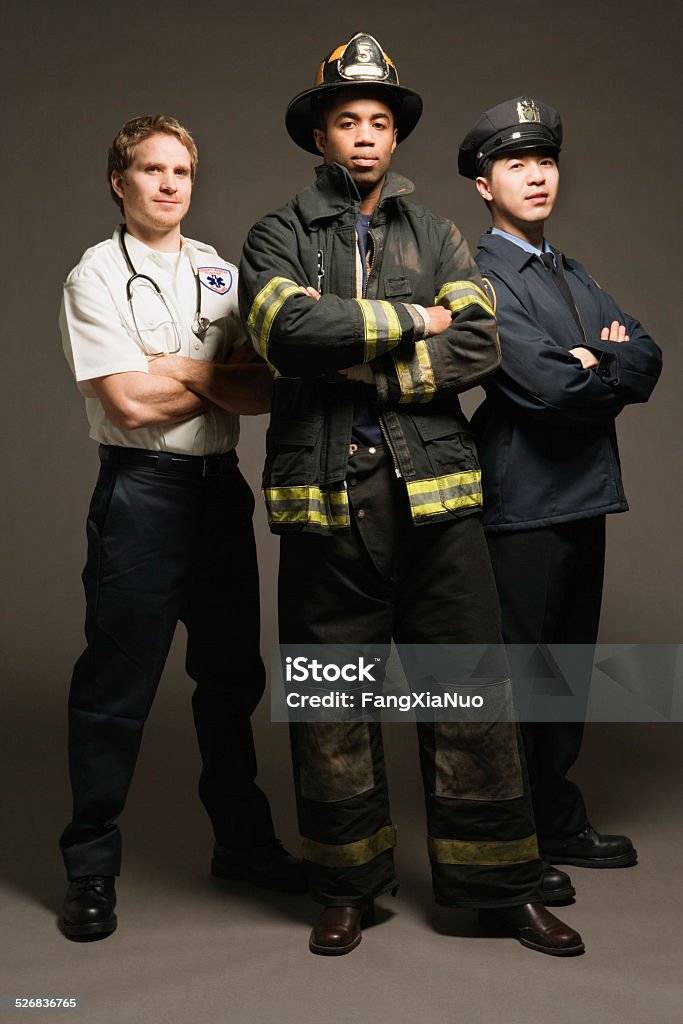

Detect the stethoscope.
[{"left": 120, "top": 224, "right": 211, "bottom": 349}]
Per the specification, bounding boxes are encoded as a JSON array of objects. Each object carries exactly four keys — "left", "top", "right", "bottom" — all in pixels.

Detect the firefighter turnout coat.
[{"left": 239, "top": 164, "right": 501, "bottom": 533}]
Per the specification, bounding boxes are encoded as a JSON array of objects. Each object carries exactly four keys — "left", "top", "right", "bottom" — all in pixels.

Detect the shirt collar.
[
  {"left": 114, "top": 225, "right": 192, "bottom": 272},
  {"left": 490, "top": 226, "right": 553, "bottom": 258}
]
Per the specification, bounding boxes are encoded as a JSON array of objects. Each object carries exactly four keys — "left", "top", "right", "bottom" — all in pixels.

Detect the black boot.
[
  {"left": 542, "top": 826, "right": 637, "bottom": 868},
  {"left": 60, "top": 876, "right": 117, "bottom": 941},
  {"left": 540, "top": 860, "right": 576, "bottom": 904}
]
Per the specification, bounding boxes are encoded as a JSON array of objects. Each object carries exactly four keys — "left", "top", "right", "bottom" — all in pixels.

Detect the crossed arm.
[
  {"left": 91, "top": 345, "right": 272, "bottom": 429},
  {"left": 239, "top": 213, "right": 500, "bottom": 398},
  {"left": 570, "top": 320, "right": 629, "bottom": 369},
  {"left": 146, "top": 343, "right": 272, "bottom": 415},
  {"left": 481, "top": 273, "right": 661, "bottom": 425}
]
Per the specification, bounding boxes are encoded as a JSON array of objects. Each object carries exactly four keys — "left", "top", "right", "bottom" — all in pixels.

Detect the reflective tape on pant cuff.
[
  {"left": 428, "top": 833, "right": 539, "bottom": 865},
  {"left": 302, "top": 825, "right": 397, "bottom": 867}
]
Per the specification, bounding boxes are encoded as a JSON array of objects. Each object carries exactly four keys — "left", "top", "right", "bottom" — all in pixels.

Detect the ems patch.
[{"left": 198, "top": 267, "right": 233, "bottom": 294}]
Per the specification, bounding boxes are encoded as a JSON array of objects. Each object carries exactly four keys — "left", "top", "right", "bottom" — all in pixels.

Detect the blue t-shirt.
[{"left": 351, "top": 213, "right": 382, "bottom": 447}]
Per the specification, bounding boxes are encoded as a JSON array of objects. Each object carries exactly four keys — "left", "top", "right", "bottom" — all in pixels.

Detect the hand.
[
  {"left": 147, "top": 354, "right": 188, "bottom": 380},
  {"left": 600, "top": 320, "right": 629, "bottom": 342},
  {"left": 569, "top": 346, "right": 599, "bottom": 369},
  {"left": 425, "top": 305, "right": 453, "bottom": 336},
  {"left": 301, "top": 286, "right": 321, "bottom": 300},
  {"left": 226, "top": 344, "right": 266, "bottom": 366}
]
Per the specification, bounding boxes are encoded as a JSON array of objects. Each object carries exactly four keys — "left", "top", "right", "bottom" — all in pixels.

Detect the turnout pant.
[
  {"left": 279, "top": 448, "right": 542, "bottom": 908},
  {"left": 487, "top": 516, "right": 606, "bottom": 840},
  {"left": 60, "top": 446, "right": 274, "bottom": 879}
]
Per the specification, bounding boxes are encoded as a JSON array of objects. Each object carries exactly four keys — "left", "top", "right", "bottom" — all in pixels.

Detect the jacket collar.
[
  {"left": 477, "top": 228, "right": 563, "bottom": 271},
  {"left": 295, "top": 162, "right": 414, "bottom": 227}
]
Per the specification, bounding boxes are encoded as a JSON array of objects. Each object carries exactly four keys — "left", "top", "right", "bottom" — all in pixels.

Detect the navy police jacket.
[{"left": 471, "top": 231, "right": 662, "bottom": 532}]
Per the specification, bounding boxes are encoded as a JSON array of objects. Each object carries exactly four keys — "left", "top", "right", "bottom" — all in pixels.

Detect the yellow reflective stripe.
[
  {"left": 428, "top": 834, "right": 539, "bottom": 866},
  {"left": 436, "top": 280, "right": 495, "bottom": 318},
  {"left": 411, "top": 494, "right": 482, "bottom": 517},
  {"left": 247, "top": 276, "right": 301, "bottom": 357},
  {"left": 385, "top": 302, "right": 402, "bottom": 343},
  {"left": 407, "top": 471, "right": 480, "bottom": 496},
  {"left": 392, "top": 355, "right": 414, "bottom": 399},
  {"left": 415, "top": 340, "right": 436, "bottom": 397},
  {"left": 263, "top": 485, "right": 350, "bottom": 529},
  {"left": 406, "top": 471, "right": 482, "bottom": 519},
  {"left": 302, "top": 826, "right": 397, "bottom": 868},
  {"left": 393, "top": 339, "right": 436, "bottom": 404},
  {"left": 355, "top": 299, "right": 402, "bottom": 361},
  {"left": 358, "top": 299, "right": 378, "bottom": 361},
  {"left": 264, "top": 485, "right": 348, "bottom": 505}
]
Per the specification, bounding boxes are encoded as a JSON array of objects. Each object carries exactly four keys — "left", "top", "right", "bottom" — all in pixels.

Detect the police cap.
[{"left": 458, "top": 96, "right": 562, "bottom": 179}]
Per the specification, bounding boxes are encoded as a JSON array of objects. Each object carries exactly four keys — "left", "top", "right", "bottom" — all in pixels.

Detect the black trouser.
[
  {"left": 279, "top": 448, "right": 541, "bottom": 908},
  {"left": 60, "top": 446, "right": 274, "bottom": 879},
  {"left": 487, "top": 516, "right": 606, "bottom": 840}
]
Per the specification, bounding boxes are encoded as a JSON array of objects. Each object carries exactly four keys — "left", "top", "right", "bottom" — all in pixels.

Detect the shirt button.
[
  {"left": 194, "top": 344, "right": 200, "bottom": 351},
  {"left": 357, "top": 509, "right": 366, "bottom": 519},
  {"left": 368, "top": 446, "right": 377, "bottom": 454},
  {"left": 349, "top": 477, "right": 358, "bottom": 486}
]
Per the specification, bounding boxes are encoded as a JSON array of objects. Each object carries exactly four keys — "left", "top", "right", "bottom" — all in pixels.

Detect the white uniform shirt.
[{"left": 60, "top": 227, "right": 245, "bottom": 455}]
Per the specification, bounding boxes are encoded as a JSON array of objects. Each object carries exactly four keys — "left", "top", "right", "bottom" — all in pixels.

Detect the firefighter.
[{"left": 238, "top": 37, "right": 584, "bottom": 956}]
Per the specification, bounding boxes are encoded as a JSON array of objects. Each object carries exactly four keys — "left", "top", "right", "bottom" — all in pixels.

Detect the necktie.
[{"left": 539, "top": 252, "right": 585, "bottom": 340}]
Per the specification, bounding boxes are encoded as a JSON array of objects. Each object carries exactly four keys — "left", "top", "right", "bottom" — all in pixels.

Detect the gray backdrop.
[{"left": 1, "top": 1, "right": 681, "bottom": 1020}]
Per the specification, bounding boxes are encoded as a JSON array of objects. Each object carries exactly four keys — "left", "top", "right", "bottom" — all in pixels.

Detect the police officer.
[
  {"left": 239, "top": 38, "right": 585, "bottom": 957},
  {"left": 458, "top": 98, "right": 662, "bottom": 892},
  {"left": 59, "top": 114, "right": 304, "bottom": 941}
]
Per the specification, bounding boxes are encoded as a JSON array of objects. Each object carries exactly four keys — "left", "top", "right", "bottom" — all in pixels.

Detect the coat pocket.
[
  {"left": 265, "top": 418, "right": 321, "bottom": 481},
  {"left": 411, "top": 414, "right": 481, "bottom": 478}
]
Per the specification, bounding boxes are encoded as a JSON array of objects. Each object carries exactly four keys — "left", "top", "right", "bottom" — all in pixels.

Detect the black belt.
[{"left": 99, "top": 444, "right": 238, "bottom": 477}]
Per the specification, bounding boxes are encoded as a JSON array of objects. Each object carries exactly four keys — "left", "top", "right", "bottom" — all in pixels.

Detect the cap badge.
[
  {"left": 516, "top": 97, "right": 541, "bottom": 124},
  {"left": 338, "top": 33, "right": 389, "bottom": 81}
]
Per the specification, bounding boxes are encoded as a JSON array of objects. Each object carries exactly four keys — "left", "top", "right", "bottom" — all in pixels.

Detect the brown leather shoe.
[
  {"left": 478, "top": 901, "right": 585, "bottom": 956},
  {"left": 309, "top": 904, "right": 374, "bottom": 956}
]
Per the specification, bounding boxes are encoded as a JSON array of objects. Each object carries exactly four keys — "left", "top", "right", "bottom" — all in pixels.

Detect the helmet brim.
[{"left": 286, "top": 82, "right": 423, "bottom": 155}]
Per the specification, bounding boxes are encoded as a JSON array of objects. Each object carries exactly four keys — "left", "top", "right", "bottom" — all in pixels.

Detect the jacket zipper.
[
  {"left": 317, "top": 248, "right": 325, "bottom": 294},
  {"left": 365, "top": 227, "right": 402, "bottom": 479},
  {"left": 379, "top": 416, "right": 402, "bottom": 478},
  {"left": 365, "top": 229, "right": 376, "bottom": 292},
  {"left": 573, "top": 298, "right": 589, "bottom": 345},
  {"left": 562, "top": 255, "right": 588, "bottom": 345}
]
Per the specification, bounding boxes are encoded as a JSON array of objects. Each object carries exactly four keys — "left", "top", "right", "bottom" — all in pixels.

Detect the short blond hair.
[{"left": 108, "top": 114, "right": 198, "bottom": 212}]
